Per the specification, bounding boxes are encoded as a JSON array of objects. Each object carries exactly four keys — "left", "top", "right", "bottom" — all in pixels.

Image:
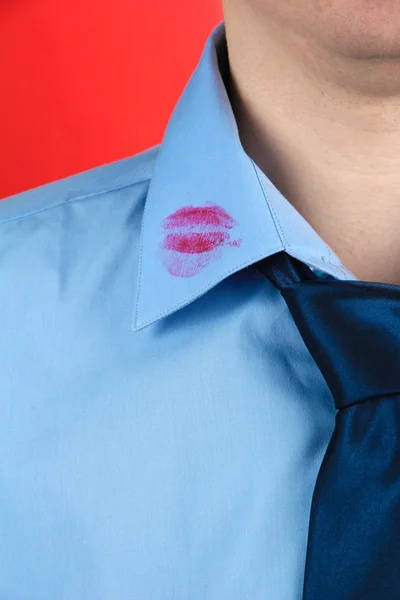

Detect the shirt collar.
[{"left": 132, "top": 21, "right": 354, "bottom": 332}]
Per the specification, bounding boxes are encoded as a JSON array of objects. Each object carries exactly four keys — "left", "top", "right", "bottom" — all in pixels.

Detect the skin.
[{"left": 221, "top": 0, "right": 400, "bottom": 284}]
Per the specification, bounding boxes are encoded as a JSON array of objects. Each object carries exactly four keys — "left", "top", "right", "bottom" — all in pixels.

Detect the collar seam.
[{"left": 250, "top": 158, "right": 336, "bottom": 269}]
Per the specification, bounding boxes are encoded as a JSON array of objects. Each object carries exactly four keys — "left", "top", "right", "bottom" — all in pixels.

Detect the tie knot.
[
  {"left": 284, "top": 279, "right": 400, "bottom": 409},
  {"left": 258, "top": 252, "right": 400, "bottom": 409}
]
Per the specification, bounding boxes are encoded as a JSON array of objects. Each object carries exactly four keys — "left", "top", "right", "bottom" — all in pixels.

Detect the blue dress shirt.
[{"left": 1, "top": 20, "right": 358, "bottom": 600}]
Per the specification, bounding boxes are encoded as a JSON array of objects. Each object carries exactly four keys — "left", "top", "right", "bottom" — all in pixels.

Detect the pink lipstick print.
[{"left": 160, "top": 202, "right": 242, "bottom": 278}]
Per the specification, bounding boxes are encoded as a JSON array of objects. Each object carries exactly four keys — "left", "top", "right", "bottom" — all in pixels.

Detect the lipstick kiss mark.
[{"left": 160, "top": 202, "right": 242, "bottom": 278}]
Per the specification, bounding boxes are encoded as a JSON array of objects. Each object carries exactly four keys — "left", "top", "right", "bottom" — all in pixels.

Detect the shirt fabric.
[{"left": 1, "top": 20, "right": 358, "bottom": 599}]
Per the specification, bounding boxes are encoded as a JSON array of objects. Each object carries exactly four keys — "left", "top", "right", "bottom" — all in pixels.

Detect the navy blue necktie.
[{"left": 257, "top": 250, "right": 400, "bottom": 600}]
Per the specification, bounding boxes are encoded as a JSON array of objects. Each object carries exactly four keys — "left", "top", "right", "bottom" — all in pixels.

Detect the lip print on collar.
[{"left": 160, "top": 202, "right": 243, "bottom": 278}]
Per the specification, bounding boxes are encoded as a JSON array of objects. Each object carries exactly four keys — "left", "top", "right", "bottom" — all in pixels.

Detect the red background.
[{"left": 0, "top": 0, "right": 222, "bottom": 200}]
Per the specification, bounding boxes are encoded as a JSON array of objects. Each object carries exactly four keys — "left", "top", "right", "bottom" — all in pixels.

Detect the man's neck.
[{"left": 223, "top": 7, "right": 400, "bottom": 285}]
